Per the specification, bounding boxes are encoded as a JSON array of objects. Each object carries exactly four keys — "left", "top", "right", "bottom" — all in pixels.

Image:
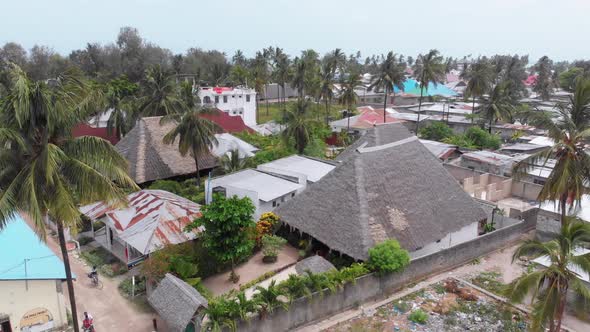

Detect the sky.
[{"left": 1, "top": 0, "right": 589, "bottom": 61}]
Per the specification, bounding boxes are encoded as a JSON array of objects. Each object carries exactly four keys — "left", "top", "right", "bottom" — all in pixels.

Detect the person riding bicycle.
[
  {"left": 82, "top": 311, "right": 94, "bottom": 331},
  {"left": 88, "top": 266, "right": 97, "bottom": 279}
]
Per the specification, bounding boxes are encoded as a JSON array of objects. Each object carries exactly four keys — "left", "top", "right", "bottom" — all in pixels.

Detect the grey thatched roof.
[
  {"left": 295, "top": 255, "right": 336, "bottom": 275},
  {"left": 275, "top": 123, "right": 487, "bottom": 261},
  {"left": 116, "top": 116, "right": 217, "bottom": 184},
  {"left": 148, "top": 273, "right": 208, "bottom": 332}
]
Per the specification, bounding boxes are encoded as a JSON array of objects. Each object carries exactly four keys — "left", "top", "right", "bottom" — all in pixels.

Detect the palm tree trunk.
[
  {"left": 347, "top": 107, "right": 351, "bottom": 132},
  {"left": 57, "top": 221, "right": 80, "bottom": 332},
  {"left": 256, "top": 95, "right": 260, "bottom": 124},
  {"left": 194, "top": 154, "right": 201, "bottom": 187},
  {"left": 472, "top": 96, "right": 476, "bottom": 123},
  {"left": 560, "top": 194, "right": 568, "bottom": 226},
  {"left": 553, "top": 290, "right": 567, "bottom": 332},
  {"left": 265, "top": 84, "right": 270, "bottom": 116},
  {"left": 488, "top": 116, "right": 493, "bottom": 134},
  {"left": 416, "top": 86, "right": 424, "bottom": 133},
  {"left": 383, "top": 89, "right": 388, "bottom": 123}
]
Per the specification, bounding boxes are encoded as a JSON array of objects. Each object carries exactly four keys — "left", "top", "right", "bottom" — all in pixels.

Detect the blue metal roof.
[{"left": 0, "top": 215, "right": 68, "bottom": 280}]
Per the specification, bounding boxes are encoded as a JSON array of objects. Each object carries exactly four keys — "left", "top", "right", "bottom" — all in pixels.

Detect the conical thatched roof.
[
  {"left": 275, "top": 123, "right": 487, "bottom": 261},
  {"left": 116, "top": 117, "right": 217, "bottom": 184}
]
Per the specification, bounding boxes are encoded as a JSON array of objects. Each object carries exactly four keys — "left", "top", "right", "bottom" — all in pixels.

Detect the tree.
[
  {"left": 533, "top": 56, "right": 555, "bottom": 101},
  {"left": 479, "top": 81, "right": 516, "bottom": 133},
  {"left": 219, "top": 149, "right": 248, "bottom": 174},
  {"left": 462, "top": 57, "right": 494, "bottom": 122},
  {"left": 367, "top": 240, "right": 410, "bottom": 275},
  {"left": 506, "top": 218, "right": 590, "bottom": 332},
  {"left": 514, "top": 78, "right": 590, "bottom": 225},
  {"left": 161, "top": 105, "right": 219, "bottom": 186},
  {"left": 291, "top": 57, "right": 306, "bottom": 98},
  {"left": 253, "top": 280, "right": 289, "bottom": 317},
  {"left": 137, "top": 65, "right": 184, "bottom": 116},
  {"left": 0, "top": 64, "right": 138, "bottom": 332},
  {"left": 559, "top": 67, "right": 586, "bottom": 92},
  {"left": 251, "top": 51, "right": 270, "bottom": 119},
  {"left": 413, "top": 49, "right": 446, "bottom": 132},
  {"left": 338, "top": 70, "right": 362, "bottom": 131},
  {"left": 187, "top": 195, "right": 256, "bottom": 282},
  {"left": 418, "top": 122, "right": 454, "bottom": 141},
  {"left": 101, "top": 75, "right": 138, "bottom": 139},
  {"left": 282, "top": 100, "right": 314, "bottom": 154},
  {"left": 368, "top": 52, "right": 406, "bottom": 123},
  {"left": 319, "top": 62, "right": 335, "bottom": 126}
]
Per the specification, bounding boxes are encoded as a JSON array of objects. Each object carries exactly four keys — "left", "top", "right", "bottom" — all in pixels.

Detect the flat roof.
[
  {"left": 211, "top": 169, "right": 303, "bottom": 202},
  {"left": 462, "top": 150, "right": 515, "bottom": 166},
  {"left": 259, "top": 155, "right": 335, "bottom": 182},
  {"left": 0, "top": 216, "right": 68, "bottom": 281},
  {"left": 500, "top": 143, "right": 548, "bottom": 152}
]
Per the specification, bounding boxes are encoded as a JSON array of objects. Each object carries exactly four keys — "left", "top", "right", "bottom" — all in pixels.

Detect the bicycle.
[{"left": 88, "top": 272, "right": 103, "bottom": 290}]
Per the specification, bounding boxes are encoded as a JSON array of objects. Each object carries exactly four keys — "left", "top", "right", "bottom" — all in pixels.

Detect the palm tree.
[
  {"left": 220, "top": 149, "right": 248, "bottom": 174},
  {"left": 368, "top": 52, "right": 406, "bottom": 123},
  {"left": 202, "top": 297, "right": 238, "bottom": 332},
  {"left": 138, "top": 65, "right": 184, "bottom": 117},
  {"left": 319, "top": 62, "right": 335, "bottom": 126},
  {"left": 161, "top": 106, "right": 219, "bottom": 187},
  {"left": 514, "top": 78, "right": 590, "bottom": 225},
  {"left": 534, "top": 56, "right": 555, "bottom": 101},
  {"left": 252, "top": 280, "right": 289, "bottom": 318},
  {"left": 251, "top": 52, "right": 269, "bottom": 120},
  {"left": 506, "top": 218, "right": 590, "bottom": 332},
  {"left": 479, "top": 81, "right": 516, "bottom": 133},
  {"left": 413, "top": 49, "right": 446, "bottom": 132},
  {"left": 291, "top": 57, "right": 306, "bottom": 98},
  {"left": 338, "top": 71, "right": 362, "bottom": 131},
  {"left": 282, "top": 100, "right": 314, "bottom": 154},
  {"left": 462, "top": 58, "right": 494, "bottom": 122},
  {"left": 0, "top": 64, "right": 138, "bottom": 332}
]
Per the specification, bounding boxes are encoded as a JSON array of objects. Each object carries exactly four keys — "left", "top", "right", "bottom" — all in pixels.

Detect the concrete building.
[
  {"left": 459, "top": 150, "right": 528, "bottom": 177},
  {"left": 499, "top": 143, "right": 549, "bottom": 155},
  {"left": 0, "top": 216, "right": 69, "bottom": 332},
  {"left": 257, "top": 155, "right": 336, "bottom": 183},
  {"left": 199, "top": 87, "right": 257, "bottom": 127}
]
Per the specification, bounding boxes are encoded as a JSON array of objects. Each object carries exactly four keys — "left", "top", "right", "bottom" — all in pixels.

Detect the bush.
[
  {"left": 256, "top": 212, "right": 280, "bottom": 244},
  {"left": 465, "top": 127, "right": 501, "bottom": 150},
  {"left": 118, "top": 276, "right": 146, "bottom": 298},
  {"left": 367, "top": 240, "right": 410, "bottom": 275},
  {"left": 408, "top": 309, "right": 429, "bottom": 324},
  {"left": 261, "top": 235, "right": 287, "bottom": 259},
  {"left": 148, "top": 179, "right": 204, "bottom": 203},
  {"left": 419, "top": 122, "right": 454, "bottom": 141},
  {"left": 99, "top": 263, "right": 126, "bottom": 277},
  {"left": 78, "top": 236, "right": 94, "bottom": 246}
]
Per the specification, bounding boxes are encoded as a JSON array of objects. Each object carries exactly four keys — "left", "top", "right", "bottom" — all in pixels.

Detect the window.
[
  {"left": 204, "top": 96, "right": 211, "bottom": 104},
  {"left": 436, "top": 239, "right": 441, "bottom": 243},
  {"left": 246, "top": 95, "right": 251, "bottom": 102},
  {"left": 281, "top": 197, "right": 285, "bottom": 203},
  {"left": 291, "top": 192, "right": 295, "bottom": 198},
  {"left": 232, "top": 95, "right": 235, "bottom": 98},
  {"left": 239, "top": 95, "right": 242, "bottom": 98},
  {"left": 214, "top": 96, "right": 219, "bottom": 103},
  {"left": 272, "top": 201, "right": 277, "bottom": 207},
  {"left": 223, "top": 96, "right": 228, "bottom": 103},
  {"left": 533, "top": 179, "right": 546, "bottom": 185}
]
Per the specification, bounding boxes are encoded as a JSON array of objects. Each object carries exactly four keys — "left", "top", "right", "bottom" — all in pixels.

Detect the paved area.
[
  {"left": 297, "top": 233, "right": 589, "bottom": 332},
  {"left": 203, "top": 244, "right": 299, "bottom": 295},
  {"left": 41, "top": 231, "right": 162, "bottom": 332}
]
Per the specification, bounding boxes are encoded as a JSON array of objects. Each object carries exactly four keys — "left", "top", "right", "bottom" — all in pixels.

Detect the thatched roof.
[
  {"left": 148, "top": 273, "right": 208, "bottom": 332},
  {"left": 116, "top": 116, "right": 217, "bottom": 184},
  {"left": 275, "top": 123, "right": 487, "bottom": 261},
  {"left": 294, "top": 256, "right": 336, "bottom": 275}
]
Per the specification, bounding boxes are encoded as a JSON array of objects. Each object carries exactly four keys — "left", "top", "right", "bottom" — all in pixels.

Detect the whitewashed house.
[{"left": 198, "top": 87, "right": 257, "bottom": 127}]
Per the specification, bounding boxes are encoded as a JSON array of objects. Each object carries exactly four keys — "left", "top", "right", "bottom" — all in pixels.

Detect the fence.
[{"left": 232, "top": 214, "right": 537, "bottom": 332}]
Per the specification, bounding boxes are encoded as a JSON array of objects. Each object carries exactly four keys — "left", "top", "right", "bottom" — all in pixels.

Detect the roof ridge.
[
  {"left": 136, "top": 119, "right": 147, "bottom": 183},
  {"left": 166, "top": 273, "right": 203, "bottom": 303},
  {"left": 354, "top": 157, "right": 372, "bottom": 259},
  {"left": 357, "top": 136, "right": 418, "bottom": 153}
]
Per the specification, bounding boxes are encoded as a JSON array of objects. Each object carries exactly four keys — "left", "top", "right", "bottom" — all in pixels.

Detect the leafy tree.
[
  {"left": 500, "top": 55, "right": 529, "bottom": 101},
  {"left": 462, "top": 57, "right": 494, "bottom": 121},
  {"left": 559, "top": 67, "right": 586, "bottom": 92},
  {"left": 464, "top": 127, "right": 501, "bottom": 150},
  {"left": 506, "top": 218, "right": 590, "bottom": 332},
  {"left": 338, "top": 70, "right": 363, "bottom": 131},
  {"left": 479, "top": 81, "right": 516, "bottom": 133},
  {"left": 368, "top": 52, "right": 406, "bottom": 123},
  {"left": 367, "top": 239, "right": 410, "bottom": 275},
  {"left": 413, "top": 49, "right": 446, "bottom": 132},
  {"left": 0, "top": 64, "right": 138, "bottom": 332},
  {"left": 282, "top": 100, "right": 315, "bottom": 154},
  {"left": 101, "top": 75, "right": 138, "bottom": 139},
  {"left": 533, "top": 56, "right": 554, "bottom": 101},
  {"left": 514, "top": 78, "right": 590, "bottom": 225},
  {"left": 187, "top": 195, "right": 256, "bottom": 281},
  {"left": 418, "top": 122, "right": 454, "bottom": 141}
]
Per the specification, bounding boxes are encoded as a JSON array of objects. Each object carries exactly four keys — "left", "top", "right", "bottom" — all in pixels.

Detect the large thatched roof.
[
  {"left": 148, "top": 273, "right": 208, "bottom": 332},
  {"left": 275, "top": 123, "right": 487, "bottom": 261},
  {"left": 116, "top": 116, "right": 217, "bottom": 184}
]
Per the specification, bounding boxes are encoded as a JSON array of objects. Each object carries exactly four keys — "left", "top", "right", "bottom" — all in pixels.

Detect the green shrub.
[
  {"left": 367, "top": 240, "right": 410, "bottom": 275},
  {"left": 98, "top": 263, "right": 126, "bottom": 277},
  {"left": 465, "top": 127, "right": 501, "bottom": 150},
  {"left": 408, "top": 309, "right": 428, "bottom": 324},
  {"left": 419, "top": 122, "right": 454, "bottom": 141},
  {"left": 148, "top": 179, "right": 204, "bottom": 203},
  {"left": 118, "top": 276, "right": 146, "bottom": 298},
  {"left": 261, "top": 235, "right": 287, "bottom": 258}
]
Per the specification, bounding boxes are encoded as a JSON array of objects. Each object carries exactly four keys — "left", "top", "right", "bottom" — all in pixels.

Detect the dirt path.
[{"left": 43, "top": 234, "right": 161, "bottom": 332}]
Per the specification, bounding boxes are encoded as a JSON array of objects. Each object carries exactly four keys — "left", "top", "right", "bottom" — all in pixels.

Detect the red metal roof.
[
  {"left": 72, "top": 123, "right": 119, "bottom": 145},
  {"left": 200, "top": 109, "right": 255, "bottom": 134},
  {"left": 352, "top": 107, "right": 406, "bottom": 128}
]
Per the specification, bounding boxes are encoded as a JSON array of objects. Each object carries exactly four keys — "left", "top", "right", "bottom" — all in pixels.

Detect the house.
[
  {"left": 459, "top": 151, "right": 528, "bottom": 177},
  {"left": 80, "top": 190, "right": 202, "bottom": 266},
  {"left": 0, "top": 216, "right": 70, "bottom": 332},
  {"left": 329, "top": 106, "right": 425, "bottom": 133},
  {"left": 72, "top": 109, "right": 119, "bottom": 144},
  {"left": 499, "top": 143, "right": 549, "bottom": 155},
  {"left": 274, "top": 123, "right": 488, "bottom": 260},
  {"left": 206, "top": 169, "right": 304, "bottom": 220},
  {"left": 116, "top": 116, "right": 218, "bottom": 184},
  {"left": 419, "top": 139, "right": 461, "bottom": 161},
  {"left": 256, "top": 155, "right": 336, "bottom": 183},
  {"left": 211, "top": 133, "right": 258, "bottom": 158},
  {"left": 148, "top": 273, "right": 208, "bottom": 332},
  {"left": 198, "top": 87, "right": 257, "bottom": 127},
  {"left": 199, "top": 108, "right": 255, "bottom": 134}
]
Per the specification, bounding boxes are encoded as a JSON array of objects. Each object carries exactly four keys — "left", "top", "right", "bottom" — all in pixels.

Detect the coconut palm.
[
  {"left": 282, "top": 100, "right": 314, "bottom": 154},
  {"left": 462, "top": 58, "right": 494, "bottom": 122},
  {"left": 252, "top": 280, "right": 289, "bottom": 318},
  {"left": 413, "top": 49, "right": 446, "bottom": 132},
  {"left": 220, "top": 149, "right": 247, "bottom": 174},
  {"left": 319, "top": 62, "right": 335, "bottom": 126},
  {"left": 513, "top": 78, "right": 590, "bottom": 225},
  {"left": 368, "top": 52, "right": 406, "bottom": 123},
  {"left": 137, "top": 65, "right": 183, "bottom": 117},
  {"left": 506, "top": 218, "right": 590, "bottom": 332},
  {"left": 534, "top": 56, "right": 555, "bottom": 101},
  {"left": 479, "top": 81, "right": 516, "bottom": 133},
  {"left": 338, "top": 71, "right": 363, "bottom": 131},
  {"left": 279, "top": 274, "right": 312, "bottom": 302},
  {"left": 0, "top": 64, "right": 138, "bottom": 332},
  {"left": 291, "top": 57, "right": 306, "bottom": 98},
  {"left": 202, "top": 297, "right": 238, "bottom": 332},
  {"left": 251, "top": 51, "right": 269, "bottom": 119}
]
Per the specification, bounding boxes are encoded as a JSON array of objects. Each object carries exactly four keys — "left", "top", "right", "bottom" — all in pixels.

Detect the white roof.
[
  {"left": 528, "top": 136, "right": 554, "bottom": 147},
  {"left": 258, "top": 155, "right": 335, "bottom": 182},
  {"left": 533, "top": 247, "right": 590, "bottom": 283},
  {"left": 211, "top": 133, "right": 259, "bottom": 158},
  {"left": 540, "top": 195, "right": 590, "bottom": 222},
  {"left": 211, "top": 169, "right": 303, "bottom": 202}
]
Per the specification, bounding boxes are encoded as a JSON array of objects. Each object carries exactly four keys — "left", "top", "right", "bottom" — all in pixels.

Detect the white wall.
[
  {"left": 410, "top": 221, "right": 480, "bottom": 259},
  {"left": 199, "top": 88, "right": 257, "bottom": 127},
  {"left": 0, "top": 279, "right": 68, "bottom": 332}
]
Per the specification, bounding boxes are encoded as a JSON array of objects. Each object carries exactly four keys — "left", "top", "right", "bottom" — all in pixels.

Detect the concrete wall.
[
  {"left": 199, "top": 88, "right": 257, "bottom": 126},
  {"left": 511, "top": 180, "right": 543, "bottom": 201},
  {"left": 0, "top": 279, "right": 68, "bottom": 332},
  {"left": 232, "top": 216, "right": 536, "bottom": 332}
]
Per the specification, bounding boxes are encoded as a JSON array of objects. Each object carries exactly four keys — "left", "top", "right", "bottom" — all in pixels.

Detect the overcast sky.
[{"left": 1, "top": 0, "right": 588, "bottom": 61}]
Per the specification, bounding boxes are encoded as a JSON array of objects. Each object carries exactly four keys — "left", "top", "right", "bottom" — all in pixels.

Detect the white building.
[{"left": 198, "top": 87, "right": 257, "bottom": 127}]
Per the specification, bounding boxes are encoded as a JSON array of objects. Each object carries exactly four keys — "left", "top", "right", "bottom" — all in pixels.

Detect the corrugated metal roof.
[
  {"left": 210, "top": 169, "right": 303, "bottom": 202},
  {"left": 80, "top": 190, "right": 202, "bottom": 255},
  {"left": 258, "top": 155, "right": 335, "bottom": 182}
]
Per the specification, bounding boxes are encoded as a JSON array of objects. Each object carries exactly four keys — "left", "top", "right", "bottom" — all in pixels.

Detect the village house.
[
  {"left": 80, "top": 190, "right": 202, "bottom": 266},
  {"left": 0, "top": 216, "right": 69, "bottom": 332},
  {"left": 499, "top": 143, "right": 549, "bottom": 155},
  {"left": 275, "top": 123, "right": 488, "bottom": 260},
  {"left": 419, "top": 139, "right": 461, "bottom": 162},
  {"left": 198, "top": 87, "right": 257, "bottom": 127},
  {"left": 459, "top": 150, "right": 528, "bottom": 177}
]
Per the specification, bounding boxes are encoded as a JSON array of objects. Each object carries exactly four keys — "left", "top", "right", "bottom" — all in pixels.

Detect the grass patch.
[
  {"left": 408, "top": 309, "right": 429, "bottom": 324},
  {"left": 118, "top": 276, "right": 147, "bottom": 298},
  {"left": 470, "top": 271, "right": 505, "bottom": 296},
  {"left": 80, "top": 247, "right": 126, "bottom": 277}
]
